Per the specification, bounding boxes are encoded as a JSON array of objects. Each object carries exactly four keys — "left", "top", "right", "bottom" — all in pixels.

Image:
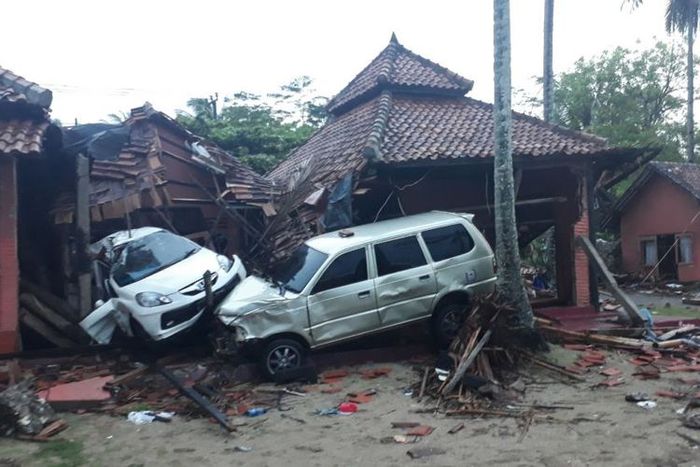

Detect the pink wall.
[
  {"left": 620, "top": 175, "right": 700, "bottom": 282},
  {"left": 0, "top": 157, "right": 18, "bottom": 353}
]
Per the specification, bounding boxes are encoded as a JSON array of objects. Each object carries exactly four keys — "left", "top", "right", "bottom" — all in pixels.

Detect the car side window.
[
  {"left": 374, "top": 236, "right": 427, "bottom": 276},
  {"left": 312, "top": 249, "right": 367, "bottom": 294},
  {"left": 422, "top": 224, "right": 475, "bottom": 261}
]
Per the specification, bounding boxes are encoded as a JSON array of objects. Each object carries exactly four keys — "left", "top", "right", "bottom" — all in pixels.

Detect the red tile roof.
[
  {"left": 326, "top": 34, "right": 473, "bottom": 116},
  {"left": 0, "top": 119, "right": 49, "bottom": 156},
  {"left": 615, "top": 161, "right": 700, "bottom": 217},
  {"left": 382, "top": 96, "right": 609, "bottom": 163},
  {"left": 0, "top": 66, "right": 53, "bottom": 157}
]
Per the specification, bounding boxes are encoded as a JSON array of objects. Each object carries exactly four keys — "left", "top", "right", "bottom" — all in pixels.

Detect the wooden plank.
[
  {"left": 441, "top": 329, "right": 492, "bottom": 395},
  {"left": 19, "top": 294, "right": 85, "bottom": 343},
  {"left": 576, "top": 236, "right": 645, "bottom": 325},
  {"left": 19, "top": 309, "right": 76, "bottom": 348},
  {"left": 20, "top": 280, "right": 79, "bottom": 323},
  {"left": 76, "top": 154, "right": 92, "bottom": 319}
]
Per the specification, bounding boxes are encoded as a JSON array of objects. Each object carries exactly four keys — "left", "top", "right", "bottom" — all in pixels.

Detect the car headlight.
[
  {"left": 217, "top": 255, "right": 233, "bottom": 272},
  {"left": 135, "top": 292, "right": 172, "bottom": 307}
]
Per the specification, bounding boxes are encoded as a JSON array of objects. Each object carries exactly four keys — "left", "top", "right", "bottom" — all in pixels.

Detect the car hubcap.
[{"left": 268, "top": 346, "right": 300, "bottom": 373}]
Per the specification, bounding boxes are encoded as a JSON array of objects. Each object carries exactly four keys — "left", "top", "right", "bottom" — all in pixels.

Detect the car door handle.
[
  {"left": 358, "top": 291, "right": 370, "bottom": 298},
  {"left": 418, "top": 275, "right": 430, "bottom": 281}
]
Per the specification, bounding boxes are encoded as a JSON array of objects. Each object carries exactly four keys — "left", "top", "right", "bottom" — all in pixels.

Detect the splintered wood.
[{"left": 417, "top": 294, "right": 534, "bottom": 418}]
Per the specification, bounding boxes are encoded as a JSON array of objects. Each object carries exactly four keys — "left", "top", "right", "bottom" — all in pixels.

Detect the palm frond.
[{"left": 665, "top": 0, "right": 699, "bottom": 34}]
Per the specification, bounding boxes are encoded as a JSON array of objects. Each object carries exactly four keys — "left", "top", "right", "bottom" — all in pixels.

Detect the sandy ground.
[{"left": 1, "top": 345, "right": 700, "bottom": 467}]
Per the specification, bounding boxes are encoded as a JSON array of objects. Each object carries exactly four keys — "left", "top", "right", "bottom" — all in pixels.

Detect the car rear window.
[
  {"left": 312, "top": 248, "right": 367, "bottom": 293},
  {"left": 422, "top": 224, "right": 475, "bottom": 261},
  {"left": 374, "top": 236, "right": 427, "bottom": 276}
]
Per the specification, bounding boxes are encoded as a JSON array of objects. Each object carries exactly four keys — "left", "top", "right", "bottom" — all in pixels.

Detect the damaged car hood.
[{"left": 216, "top": 275, "right": 293, "bottom": 322}]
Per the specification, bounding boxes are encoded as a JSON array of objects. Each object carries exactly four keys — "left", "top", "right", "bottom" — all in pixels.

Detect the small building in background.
[{"left": 615, "top": 161, "right": 700, "bottom": 282}]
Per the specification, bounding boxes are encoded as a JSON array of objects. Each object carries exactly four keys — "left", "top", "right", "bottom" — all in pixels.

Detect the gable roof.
[
  {"left": 326, "top": 34, "right": 474, "bottom": 116},
  {"left": 615, "top": 161, "right": 700, "bottom": 215}
]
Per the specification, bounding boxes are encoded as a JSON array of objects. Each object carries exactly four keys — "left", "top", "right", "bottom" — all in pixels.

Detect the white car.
[{"left": 81, "top": 227, "right": 246, "bottom": 343}]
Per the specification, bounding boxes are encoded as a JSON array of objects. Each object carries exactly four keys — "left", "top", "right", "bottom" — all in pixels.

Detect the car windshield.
[
  {"left": 272, "top": 244, "right": 328, "bottom": 294},
  {"left": 111, "top": 231, "right": 200, "bottom": 287}
]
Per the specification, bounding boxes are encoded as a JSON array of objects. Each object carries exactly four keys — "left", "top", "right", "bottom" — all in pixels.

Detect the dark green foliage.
[{"left": 176, "top": 76, "right": 328, "bottom": 174}]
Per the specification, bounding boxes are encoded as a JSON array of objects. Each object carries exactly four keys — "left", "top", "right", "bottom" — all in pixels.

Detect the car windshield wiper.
[{"left": 182, "top": 247, "right": 200, "bottom": 259}]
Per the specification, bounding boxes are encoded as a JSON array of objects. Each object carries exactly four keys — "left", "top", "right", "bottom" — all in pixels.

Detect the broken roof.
[
  {"left": 615, "top": 161, "right": 700, "bottom": 214},
  {"left": 61, "top": 103, "right": 272, "bottom": 220},
  {"left": 0, "top": 66, "right": 55, "bottom": 156}
]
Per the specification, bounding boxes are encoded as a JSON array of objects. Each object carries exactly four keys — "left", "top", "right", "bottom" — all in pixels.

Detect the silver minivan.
[{"left": 215, "top": 211, "right": 496, "bottom": 377}]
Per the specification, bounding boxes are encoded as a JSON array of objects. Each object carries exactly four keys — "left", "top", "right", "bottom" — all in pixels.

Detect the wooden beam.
[
  {"left": 76, "top": 154, "right": 92, "bottom": 318},
  {"left": 19, "top": 309, "right": 76, "bottom": 347},
  {"left": 456, "top": 196, "right": 567, "bottom": 212},
  {"left": 19, "top": 294, "right": 85, "bottom": 343},
  {"left": 576, "top": 236, "right": 645, "bottom": 325}
]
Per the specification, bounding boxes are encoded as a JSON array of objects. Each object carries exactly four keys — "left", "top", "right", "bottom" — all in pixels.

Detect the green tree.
[
  {"left": 627, "top": 0, "right": 698, "bottom": 161},
  {"left": 553, "top": 42, "right": 686, "bottom": 162},
  {"left": 177, "top": 77, "right": 328, "bottom": 174},
  {"left": 493, "top": 0, "right": 534, "bottom": 326}
]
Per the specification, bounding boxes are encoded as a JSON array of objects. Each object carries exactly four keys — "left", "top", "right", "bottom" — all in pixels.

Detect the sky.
[{"left": 0, "top": 0, "right": 672, "bottom": 124}]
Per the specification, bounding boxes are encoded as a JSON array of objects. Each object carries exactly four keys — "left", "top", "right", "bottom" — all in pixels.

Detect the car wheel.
[
  {"left": 432, "top": 300, "right": 469, "bottom": 348},
  {"left": 260, "top": 338, "right": 306, "bottom": 379}
]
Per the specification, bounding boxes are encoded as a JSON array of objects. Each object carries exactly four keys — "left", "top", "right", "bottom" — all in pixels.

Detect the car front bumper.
[{"left": 130, "top": 272, "right": 243, "bottom": 341}]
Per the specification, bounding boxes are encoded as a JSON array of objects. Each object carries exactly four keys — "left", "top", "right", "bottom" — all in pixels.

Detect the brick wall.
[
  {"left": 573, "top": 184, "right": 591, "bottom": 306},
  {"left": 0, "top": 157, "right": 18, "bottom": 353}
]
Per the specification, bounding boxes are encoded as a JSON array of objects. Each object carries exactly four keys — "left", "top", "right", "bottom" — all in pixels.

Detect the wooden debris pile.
[{"left": 416, "top": 295, "right": 538, "bottom": 416}]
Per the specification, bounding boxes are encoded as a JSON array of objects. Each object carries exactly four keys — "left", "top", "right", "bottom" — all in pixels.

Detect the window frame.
[
  {"left": 420, "top": 222, "right": 476, "bottom": 263},
  {"left": 639, "top": 236, "right": 658, "bottom": 267},
  {"left": 309, "top": 247, "right": 369, "bottom": 295},
  {"left": 676, "top": 234, "right": 694, "bottom": 265},
  {"left": 373, "top": 234, "right": 429, "bottom": 277}
]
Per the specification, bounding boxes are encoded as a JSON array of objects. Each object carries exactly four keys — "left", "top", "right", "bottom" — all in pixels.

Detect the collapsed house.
[
  {"left": 258, "top": 34, "right": 652, "bottom": 312},
  {"left": 0, "top": 87, "right": 273, "bottom": 352},
  {"left": 60, "top": 103, "right": 274, "bottom": 254},
  {"left": 609, "top": 161, "right": 700, "bottom": 282}
]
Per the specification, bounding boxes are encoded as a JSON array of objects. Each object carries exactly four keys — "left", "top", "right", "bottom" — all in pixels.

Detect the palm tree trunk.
[
  {"left": 493, "top": 0, "right": 534, "bottom": 327},
  {"left": 543, "top": 0, "right": 555, "bottom": 123},
  {"left": 688, "top": 26, "right": 696, "bottom": 162}
]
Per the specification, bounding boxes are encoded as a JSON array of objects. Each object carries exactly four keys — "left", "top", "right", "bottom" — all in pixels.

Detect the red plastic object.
[{"left": 338, "top": 402, "right": 358, "bottom": 415}]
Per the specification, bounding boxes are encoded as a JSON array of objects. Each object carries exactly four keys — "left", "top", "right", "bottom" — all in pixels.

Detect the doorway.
[{"left": 657, "top": 234, "right": 678, "bottom": 280}]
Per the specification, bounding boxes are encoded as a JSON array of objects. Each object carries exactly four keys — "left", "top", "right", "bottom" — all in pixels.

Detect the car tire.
[
  {"left": 432, "top": 300, "right": 470, "bottom": 348},
  {"left": 259, "top": 338, "right": 306, "bottom": 379}
]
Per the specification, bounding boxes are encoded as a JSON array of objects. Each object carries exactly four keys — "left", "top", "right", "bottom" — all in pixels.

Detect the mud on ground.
[{"left": 1, "top": 345, "right": 699, "bottom": 467}]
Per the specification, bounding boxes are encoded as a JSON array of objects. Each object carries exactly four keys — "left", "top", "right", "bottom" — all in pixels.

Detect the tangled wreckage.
[{"left": 6, "top": 37, "right": 700, "bottom": 447}]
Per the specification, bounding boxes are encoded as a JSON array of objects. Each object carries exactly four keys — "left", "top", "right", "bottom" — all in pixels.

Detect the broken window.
[
  {"left": 677, "top": 235, "right": 693, "bottom": 264},
  {"left": 312, "top": 248, "right": 367, "bottom": 293},
  {"left": 422, "top": 224, "right": 475, "bottom": 261},
  {"left": 374, "top": 236, "right": 427, "bottom": 276},
  {"left": 640, "top": 238, "right": 657, "bottom": 267}
]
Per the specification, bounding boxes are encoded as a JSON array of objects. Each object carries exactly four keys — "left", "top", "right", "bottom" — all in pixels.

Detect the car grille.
[
  {"left": 161, "top": 299, "right": 205, "bottom": 329},
  {"left": 160, "top": 275, "right": 241, "bottom": 330}
]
